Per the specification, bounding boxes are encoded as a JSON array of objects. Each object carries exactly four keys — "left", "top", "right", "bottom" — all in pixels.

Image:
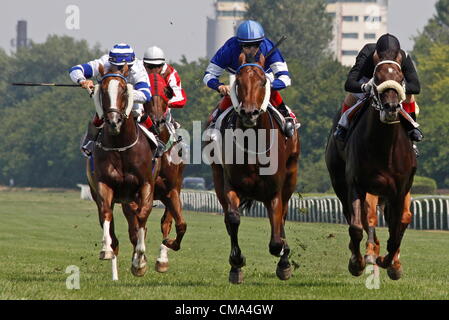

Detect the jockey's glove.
[{"left": 361, "top": 78, "right": 374, "bottom": 94}]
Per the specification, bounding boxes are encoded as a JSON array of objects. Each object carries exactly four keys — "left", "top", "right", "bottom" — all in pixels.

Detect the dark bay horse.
[
  {"left": 86, "top": 64, "right": 156, "bottom": 280},
  {"left": 206, "top": 53, "right": 300, "bottom": 284},
  {"left": 143, "top": 72, "right": 186, "bottom": 273},
  {"left": 325, "top": 57, "right": 417, "bottom": 280}
]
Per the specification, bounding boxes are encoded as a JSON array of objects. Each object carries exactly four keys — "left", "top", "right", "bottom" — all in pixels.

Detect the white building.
[
  {"left": 206, "top": 0, "right": 248, "bottom": 59},
  {"left": 326, "top": 0, "right": 388, "bottom": 66}
]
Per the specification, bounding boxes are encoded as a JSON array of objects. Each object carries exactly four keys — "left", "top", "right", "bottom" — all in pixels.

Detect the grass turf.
[{"left": 0, "top": 190, "right": 448, "bottom": 300}]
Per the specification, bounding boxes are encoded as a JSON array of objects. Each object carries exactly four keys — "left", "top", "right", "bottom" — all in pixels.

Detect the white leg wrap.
[
  {"left": 102, "top": 221, "right": 113, "bottom": 253},
  {"left": 157, "top": 244, "right": 169, "bottom": 263},
  {"left": 135, "top": 228, "right": 146, "bottom": 253}
]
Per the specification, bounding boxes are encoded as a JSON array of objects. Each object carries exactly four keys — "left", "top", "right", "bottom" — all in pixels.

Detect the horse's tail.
[{"left": 239, "top": 199, "right": 254, "bottom": 214}]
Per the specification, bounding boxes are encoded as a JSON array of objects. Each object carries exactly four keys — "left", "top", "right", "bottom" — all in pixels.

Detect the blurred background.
[{"left": 0, "top": 0, "right": 447, "bottom": 195}]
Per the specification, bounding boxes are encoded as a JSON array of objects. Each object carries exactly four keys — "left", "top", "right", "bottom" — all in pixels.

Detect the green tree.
[
  {"left": 0, "top": 35, "right": 103, "bottom": 187},
  {"left": 413, "top": 0, "right": 449, "bottom": 58},
  {"left": 245, "top": 0, "right": 333, "bottom": 64}
]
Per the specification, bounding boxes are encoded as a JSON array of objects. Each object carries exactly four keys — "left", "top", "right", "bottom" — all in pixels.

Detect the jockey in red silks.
[
  {"left": 69, "top": 43, "right": 164, "bottom": 157},
  {"left": 142, "top": 46, "right": 187, "bottom": 110},
  {"left": 203, "top": 20, "right": 297, "bottom": 137},
  {"left": 334, "top": 34, "right": 423, "bottom": 147}
]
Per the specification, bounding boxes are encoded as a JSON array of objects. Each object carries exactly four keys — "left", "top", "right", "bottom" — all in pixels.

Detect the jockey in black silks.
[{"left": 334, "top": 34, "right": 423, "bottom": 149}]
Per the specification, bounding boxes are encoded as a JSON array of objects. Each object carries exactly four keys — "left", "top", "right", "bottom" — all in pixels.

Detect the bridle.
[
  {"left": 230, "top": 63, "right": 271, "bottom": 115},
  {"left": 370, "top": 60, "right": 406, "bottom": 112},
  {"left": 93, "top": 73, "right": 139, "bottom": 152},
  {"left": 93, "top": 73, "right": 134, "bottom": 120}
]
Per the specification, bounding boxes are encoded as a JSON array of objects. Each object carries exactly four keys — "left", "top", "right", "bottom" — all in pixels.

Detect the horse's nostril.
[
  {"left": 240, "top": 110, "right": 246, "bottom": 117},
  {"left": 252, "top": 110, "right": 260, "bottom": 116}
]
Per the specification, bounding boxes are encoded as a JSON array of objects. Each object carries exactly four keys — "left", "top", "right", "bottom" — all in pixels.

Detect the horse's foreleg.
[
  {"left": 97, "top": 183, "right": 115, "bottom": 260},
  {"left": 130, "top": 183, "right": 153, "bottom": 277},
  {"left": 156, "top": 208, "right": 172, "bottom": 273},
  {"left": 347, "top": 189, "right": 366, "bottom": 276},
  {"left": 274, "top": 196, "right": 293, "bottom": 281},
  {"left": 161, "top": 190, "right": 186, "bottom": 251},
  {"left": 377, "top": 192, "right": 412, "bottom": 280},
  {"left": 96, "top": 183, "right": 118, "bottom": 280},
  {"left": 224, "top": 189, "right": 245, "bottom": 284},
  {"left": 265, "top": 193, "right": 285, "bottom": 257},
  {"left": 362, "top": 193, "right": 380, "bottom": 265}
]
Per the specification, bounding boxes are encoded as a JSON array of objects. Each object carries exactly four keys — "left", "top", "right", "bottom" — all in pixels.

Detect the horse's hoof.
[
  {"left": 229, "top": 268, "right": 243, "bottom": 284},
  {"left": 131, "top": 264, "right": 148, "bottom": 277},
  {"left": 99, "top": 250, "right": 114, "bottom": 260},
  {"left": 155, "top": 261, "right": 169, "bottom": 273},
  {"left": 387, "top": 264, "right": 403, "bottom": 280},
  {"left": 276, "top": 264, "right": 292, "bottom": 281},
  {"left": 348, "top": 257, "right": 365, "bottom": 277},
  {"left": 364, "top": 254, "right": 377, "bottom": 265}
]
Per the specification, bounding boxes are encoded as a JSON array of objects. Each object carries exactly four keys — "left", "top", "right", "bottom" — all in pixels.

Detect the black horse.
[{"left": 325, "top": 57, "right": 417, "bottom": 280}]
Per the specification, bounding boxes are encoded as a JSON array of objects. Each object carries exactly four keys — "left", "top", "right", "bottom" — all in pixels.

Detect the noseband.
[
  {"left": 370, "top": 60, "right": 406, "bottom": 111},
  {"left": 230, "top": 63, "right": 271, "bottom": 114}
]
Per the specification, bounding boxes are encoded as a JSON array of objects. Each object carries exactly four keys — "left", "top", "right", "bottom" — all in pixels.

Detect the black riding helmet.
[{"left": 376, "top": 33, "right": 401, "bottom": 59}]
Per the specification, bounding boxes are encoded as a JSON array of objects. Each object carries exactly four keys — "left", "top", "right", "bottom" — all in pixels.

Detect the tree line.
[{"left": 0, "top": 0, "right": 447, "bottom": 191}]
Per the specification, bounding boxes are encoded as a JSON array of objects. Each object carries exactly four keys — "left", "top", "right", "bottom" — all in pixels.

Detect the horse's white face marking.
[
  {"left": 388, "top": 67, "right": 394, "bottom": 73},
  {"left": 108, "top": 79, "right": 120, "bottom": 109}
]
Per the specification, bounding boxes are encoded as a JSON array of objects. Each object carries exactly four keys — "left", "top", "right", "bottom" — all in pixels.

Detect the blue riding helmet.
[
  {"left": 236, "top": 20, "right": 265, "bottom": 43},
  {"left": 109, "top": 43, "right": 136, "bottom": 66}
]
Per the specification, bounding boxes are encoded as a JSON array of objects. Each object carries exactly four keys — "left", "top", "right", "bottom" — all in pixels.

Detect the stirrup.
[
  {"left": 283, "top": 117, "right": 295, "bottom": 138},
  {"left": 334, "top": 125, "right": 347, "bottom": 142},
  {"left": 81, "top": 141, "right": 94, "bottom": 157}
]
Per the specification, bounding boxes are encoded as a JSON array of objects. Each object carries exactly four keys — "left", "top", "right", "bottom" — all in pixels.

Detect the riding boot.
[
  {"left": 277, "top": 102, "right": 295, "bottom": 138},
  {"left": 81, "top": 121, "right": 101, "bottom": 157},
  {"left": 400, "top": 112, "right": 423, "bottom": 142},
  {"left": 139, "top": 113, "right": 165, "bottom": 158}
]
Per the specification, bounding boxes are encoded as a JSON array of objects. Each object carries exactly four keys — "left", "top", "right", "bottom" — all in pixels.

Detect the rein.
[{"left": 96, "top": 124, "right": 140, "bottom": 152}]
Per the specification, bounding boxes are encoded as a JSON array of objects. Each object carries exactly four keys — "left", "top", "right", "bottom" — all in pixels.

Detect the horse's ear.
[
  {"left": 395, "top": 52, "right": 403, "bottom": 65},
  {"left": 258, "top": 53, "right": 266, "bottom": 68},
  {"left": 121, "top": 63, "right": 129, "bottom": 77},
  {"left": 99, "top": 63, "right": 105, "bottom": 77},
  {"left": 238, "top": 52, "right": 246, "bottom": 66}
]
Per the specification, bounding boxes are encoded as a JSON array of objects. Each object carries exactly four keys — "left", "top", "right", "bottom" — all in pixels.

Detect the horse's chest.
[{"left": 225, "top": 166, "right": 282, "bottom": 198}]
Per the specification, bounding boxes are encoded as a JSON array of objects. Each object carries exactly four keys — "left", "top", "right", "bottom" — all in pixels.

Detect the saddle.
[{"left": 211, "top": 105, "right": 300, "bottom": 138}]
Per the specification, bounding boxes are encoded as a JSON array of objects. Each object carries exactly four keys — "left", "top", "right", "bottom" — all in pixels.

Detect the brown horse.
[
  {"left": 86, "top": 64, "right": 156, "bottom": 280},
  {"left": 143, "top": 72, "right": 186, "bottom": 273},
  {"left": 206, "top": 53, "right": 300, "bottom": 284},
  {"left": 325, "top": 56, "right": 417, "bottom": 280}
]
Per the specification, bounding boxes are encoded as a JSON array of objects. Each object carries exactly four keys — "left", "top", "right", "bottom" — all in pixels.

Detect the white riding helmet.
[{"left": 143, "top": 46, "right": 165, "bottom": 65}]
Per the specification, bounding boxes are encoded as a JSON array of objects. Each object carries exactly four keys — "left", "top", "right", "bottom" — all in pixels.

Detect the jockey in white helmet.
[
  {"left": 69, "top": 43, "right": 163, "bottom": 157},
  {"left": 142, "top": 46, "right": 187, "bottom": 109}
]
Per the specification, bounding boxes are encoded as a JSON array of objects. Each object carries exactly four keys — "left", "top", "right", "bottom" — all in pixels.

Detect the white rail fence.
[{"left": 172, "top": 191, "right": 449, "bottom": 231}]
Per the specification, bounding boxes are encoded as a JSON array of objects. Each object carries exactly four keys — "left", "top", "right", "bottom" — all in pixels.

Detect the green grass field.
[{"left": 0, "top": 189, "right": 448, "bottom": 300}]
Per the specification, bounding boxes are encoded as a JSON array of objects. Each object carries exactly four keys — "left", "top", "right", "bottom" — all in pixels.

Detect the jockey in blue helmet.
[
  {"left": 203, "top": 20, "right": 298, "bottom": 137},
  {"left": 69, "top": 43, "right": 164, "bottom": 157}
]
